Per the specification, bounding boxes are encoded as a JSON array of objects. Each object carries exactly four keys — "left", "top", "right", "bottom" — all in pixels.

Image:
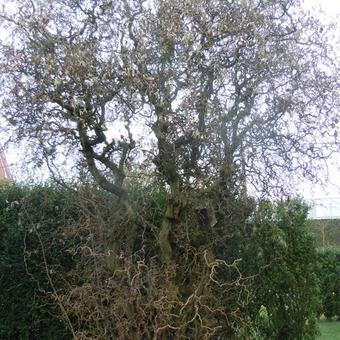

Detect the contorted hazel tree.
[
  {"left": 0, "top": 0, "right": 339, "bottom": 337},
  {"left": 0, "top": 0, "right": 339, "bottom": 197},
  {"left": 0, "top": 0, "right": 338, "bottom": 243}
]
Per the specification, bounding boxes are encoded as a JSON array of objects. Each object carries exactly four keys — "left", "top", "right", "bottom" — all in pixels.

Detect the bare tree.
[
  {"left": 1, "top": 0, "right": 338, "bottom": 259},
  {"left": 1, "top": 0, "right": 338, "bottom": 198}
]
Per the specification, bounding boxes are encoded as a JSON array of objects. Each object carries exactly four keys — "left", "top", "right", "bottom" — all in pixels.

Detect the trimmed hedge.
[
  {"left": 0, "top": 183, "right": 77, "bottom": 339},
  {"left": 316, "top": 246, "right": 340, "bottom": 319},
  {"left": 230, "top": 201, "right": 320, "bottom": 339}
]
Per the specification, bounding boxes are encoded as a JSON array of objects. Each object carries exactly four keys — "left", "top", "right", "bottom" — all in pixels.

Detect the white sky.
[
  {"left": 1, "top": 0, "right": 339, "bottom": 201},
  {"left": 297, "top": 0, "right": 340, "bottom": 200}
]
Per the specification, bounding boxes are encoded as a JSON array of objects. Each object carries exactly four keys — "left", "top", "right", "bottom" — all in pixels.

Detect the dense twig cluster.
[
  {"left": 34, "top": 187, "right": 253, "bottom": 339},
  {"left": 7, "top": 184, "right": 319, "bottom": 339}
]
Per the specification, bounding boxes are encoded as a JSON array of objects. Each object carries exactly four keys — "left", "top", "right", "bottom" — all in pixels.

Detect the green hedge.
[
  {"left": 252, "top": 202, "right": 320, "bottom": 339},
  {"left": 0, "top": 183, "right": 76, "bottom": 339},
  {"left": 228, "top": 201, "right": 320, "bottom": 339},
  {"left": 309, "top": 219, "right": 340, "bottom": 247},
  {"left": 316, "top": 246, "right": 340, "bottom": 319},
  {"left": 0, "top": 184, "right": 322, "bottom": 339}
]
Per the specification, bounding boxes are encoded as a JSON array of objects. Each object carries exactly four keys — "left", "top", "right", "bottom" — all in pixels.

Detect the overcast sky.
[
  {"left": 303, "top": 0, "right": 340, "bottom": 18},
  {"left": 297, "top": 0, "right": 340, "bottom": 200}
]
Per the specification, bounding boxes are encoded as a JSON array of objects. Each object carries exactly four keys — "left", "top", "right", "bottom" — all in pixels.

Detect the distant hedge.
[
  {"left": 309, "top": 219, "right": 340, "bottom": 247},
  {"left": 0, "top": 183, "right": 76, "bottom": 339}
]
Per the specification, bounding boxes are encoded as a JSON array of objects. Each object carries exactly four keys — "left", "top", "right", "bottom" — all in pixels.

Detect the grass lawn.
[{"left": 318, "top": 321, "right": 340, "bottom": 340}]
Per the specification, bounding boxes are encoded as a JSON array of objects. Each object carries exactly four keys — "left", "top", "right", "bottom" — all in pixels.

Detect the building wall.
[
  {"left": 0, "top": 146, "right": 11, "bottom": 181},
  {"left": 307, "top": 197, "right": 340, "bottom": 220}
]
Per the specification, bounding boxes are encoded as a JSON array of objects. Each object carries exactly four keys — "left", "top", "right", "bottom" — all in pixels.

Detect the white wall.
[{"left": 307, "top": 197, "right": 340, "bottom": 220}]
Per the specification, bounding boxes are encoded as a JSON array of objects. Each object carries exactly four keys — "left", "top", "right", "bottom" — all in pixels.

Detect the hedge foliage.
[
  {"left": 309, "top": 219, "right": 340, "bottom": 247},
  {"left": 246, "top": 201, "right": 319, "bottom": 340},
  {"left": 226, "top": 201, "right": 320, "bottom": 339},
  {"left": 0, "top": 183, "right": 323, "bottom": 339},
  {"left": 0, "top": 183, "right": 76, "bottom": 339},
  {"left": 316, "top": 246, "right": 340, "bottom": 319}
]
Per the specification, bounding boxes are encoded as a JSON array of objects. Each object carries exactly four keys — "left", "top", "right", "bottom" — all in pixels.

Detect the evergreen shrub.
[
  {"left": 233, "top": 201, "right": 320, "bottom": 339},
  {"left": 316, "top": 246, "right": 340, "bottom": 319},
  {"left": 0, "top": 183, "right": 77, "bottom": 339}
]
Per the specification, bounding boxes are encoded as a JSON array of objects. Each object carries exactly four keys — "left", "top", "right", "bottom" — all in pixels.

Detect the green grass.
[{"left": 317, "top": 321, "right": 340, "bottom": 340}]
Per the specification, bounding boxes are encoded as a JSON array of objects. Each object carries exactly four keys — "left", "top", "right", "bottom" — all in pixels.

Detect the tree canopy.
[{"left": 0, "top": 0, "right": 339, "bottom": 196}]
